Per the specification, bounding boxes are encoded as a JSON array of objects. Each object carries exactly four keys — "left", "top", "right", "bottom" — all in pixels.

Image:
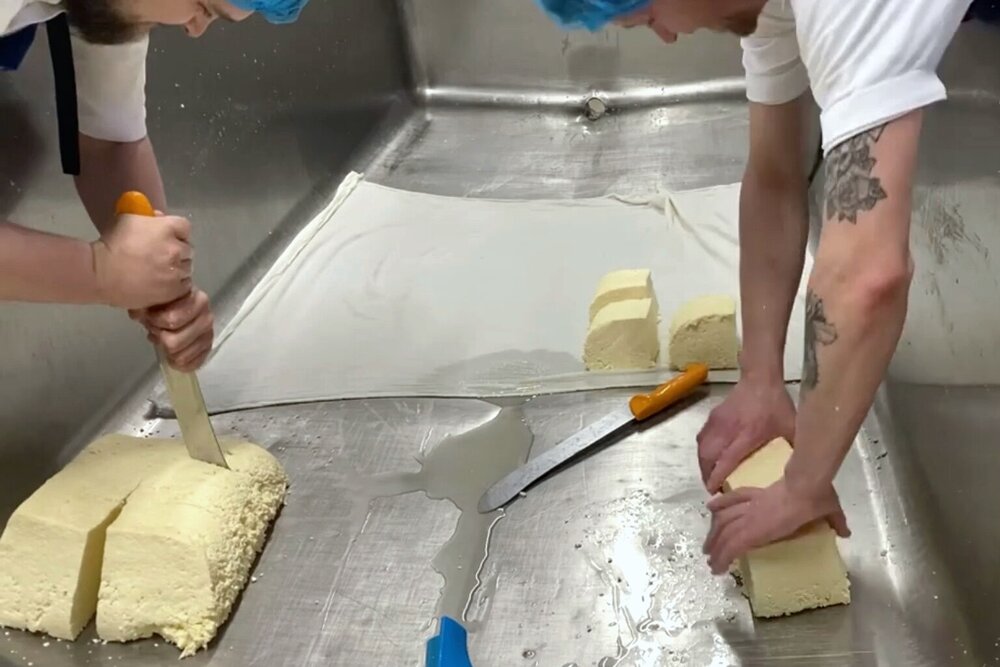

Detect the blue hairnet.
[
  {"left": 229, "top": 0, "right": 309, "bottom": 24},
  {"left": 536, "top": 0, "right": 651, "bottom": 31}
]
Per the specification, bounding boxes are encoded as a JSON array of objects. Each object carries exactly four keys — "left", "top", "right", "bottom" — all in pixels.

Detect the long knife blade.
[
  {"left": 477, "top": 364, "right": 710, "bottom": 514},
  {"left": 158, "top": 350, "right": 229, "bottom": 468},
  {"left": 116, "top": 190, "right": 229, "bottom": 469},
  {"left": 478, "top": 406, "right": 634, "bottom": 513}
]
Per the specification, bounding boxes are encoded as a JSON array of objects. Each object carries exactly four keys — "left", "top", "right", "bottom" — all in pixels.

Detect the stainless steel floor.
[
  {"left": 0, "top": 389, "right": 971, "bottom": 667},
  {"left": 1, "top": 94, "right": 996, "bottom": 666}
]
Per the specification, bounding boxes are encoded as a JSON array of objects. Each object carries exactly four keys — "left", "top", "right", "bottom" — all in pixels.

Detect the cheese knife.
[
  {"left": 478, "top": 363, "right": 708, "bottom": 513},
  {"left": 116, "top": 192, "right": 229, "bottom": 469}
]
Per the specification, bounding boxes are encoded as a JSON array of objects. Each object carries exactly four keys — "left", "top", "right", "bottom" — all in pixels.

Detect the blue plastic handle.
[{"left": 426, "top": 617, "right": 473, "bottom": 667}]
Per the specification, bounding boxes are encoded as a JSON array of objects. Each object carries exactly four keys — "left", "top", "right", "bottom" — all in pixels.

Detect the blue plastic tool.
[
  {"left": 426, "top": 617, "right": 473, "bottom": 667},
  {"left": 535, "top": 0, "right": 651, "bottom": 31}
]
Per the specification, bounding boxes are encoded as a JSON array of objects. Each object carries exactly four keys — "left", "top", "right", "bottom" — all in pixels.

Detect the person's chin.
[{"left": 722, "top": 14, "right": 760, "bottom": 36}]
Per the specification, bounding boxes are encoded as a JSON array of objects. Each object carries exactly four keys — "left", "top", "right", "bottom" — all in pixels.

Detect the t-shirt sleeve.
[
  {"left": 740, "top": 0, "right": 810, "bottom": 106},
  {"left": 0, "top": 4, "right": 19, "bottom": 33},
  {"left": 71, "top": 33, "right": 148, "bottom": 143},
  {"left": 794, "top": 0, "right": 972, "bottom": 153}
]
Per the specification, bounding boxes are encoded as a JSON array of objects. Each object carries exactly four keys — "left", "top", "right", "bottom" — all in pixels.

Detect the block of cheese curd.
[
  {"left": 588, "top": 269, "right": 657, "bottom": 322},
  {"left": 0, "top": 436, "right": 187, "bottom": 640},
  {"left": 97, "top": 441, "right": 287, "bottom": 657},
  {"left": 725, "top": 438, "right": 851, "bottom": 618},
  {"left": 668, "top": 294, "right": 739, "bottom": 370},
  {"left": 584, "top": 298, "right": 660, "bottom": 370}
]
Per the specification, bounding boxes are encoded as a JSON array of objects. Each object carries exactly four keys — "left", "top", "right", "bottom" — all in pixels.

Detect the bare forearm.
[
  {"left": 739, "top": 174, "right": 808, "bottom": 382},
  {"left": 74, "top": 134, "right": 166, "bottom": 233},
  {"left": 738, "top": 98, "right": 811, "bottom": 382},
  {"left": 0, "top": 222, "right": 101, "bottom": 304}
]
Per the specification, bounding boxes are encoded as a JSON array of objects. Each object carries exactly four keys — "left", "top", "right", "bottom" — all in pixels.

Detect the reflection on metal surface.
[
  {"left": 917, "top": 190, "right": 985, "bottom": 266},
  {"left": 580, "top": 493, "right": 740, "bottom": 666},
  {"left": 404, "top": 0, "right": 746, "bottom": 102},
  {"left": 364, "top": 102, "right": 758, "bottom": 200},
  {"left": 358, "top": 407, "right": 534, "bottom": 622}
]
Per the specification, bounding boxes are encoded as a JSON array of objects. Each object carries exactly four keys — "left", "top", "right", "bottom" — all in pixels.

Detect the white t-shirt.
[
  {"left": 1, "top": 0, "right": 147, "bottom": 142},
  {"left": 742, "top": 0, "right": 973, "bottom": 153}
]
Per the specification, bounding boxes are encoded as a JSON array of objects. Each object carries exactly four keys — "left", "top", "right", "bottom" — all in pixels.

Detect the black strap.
[{"left": 45, "top": 15, "right": 80, "bottom": 176}]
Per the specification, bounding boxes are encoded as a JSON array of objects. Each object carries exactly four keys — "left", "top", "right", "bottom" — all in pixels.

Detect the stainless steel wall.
[
  {"left": 0, "top": 1, "right": 407, "bottom": 512},
  {"left": 403, "top": 0, "right": 745, "bottom": 104},
  {"left": 882, "top": 21, "right": 1000, "bottom": 660}
]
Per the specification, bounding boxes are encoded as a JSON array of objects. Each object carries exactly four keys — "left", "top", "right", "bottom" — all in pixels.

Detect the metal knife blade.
[
  {"left": 158, "top": 349, "right": 229, "bottom": 469},
  {"left": 478, "top": 365, "right": 709, "bottom": 513},
  {"left": 115, "top": 190, "right": 229, "bottom": 470},
  {"left": 478, "top": 406, "right": 634, "bottom": 513}
]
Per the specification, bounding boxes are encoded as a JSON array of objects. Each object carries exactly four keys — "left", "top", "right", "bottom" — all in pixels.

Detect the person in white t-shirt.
[
  {"left": 611, "top": 0, "right": 977, "bottom": 572},
  {"left": 0, "top": 0, "right": 307, "bottom": 371}
]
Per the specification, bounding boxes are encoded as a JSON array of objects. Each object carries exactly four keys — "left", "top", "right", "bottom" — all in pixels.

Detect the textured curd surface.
[
  {"left": 668, "top": 294, "right": 739, "bottom": 370},
  {"left": 97, "top": 441, "right": 287, "bottom": 656},
  {"left": 725, "top": 438, "right": 850, "bottom": 617}
]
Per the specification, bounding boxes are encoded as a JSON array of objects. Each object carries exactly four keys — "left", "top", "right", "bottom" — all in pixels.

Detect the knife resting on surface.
[{"left": 479, "top": 363, "right": 708, "bottom": 513}]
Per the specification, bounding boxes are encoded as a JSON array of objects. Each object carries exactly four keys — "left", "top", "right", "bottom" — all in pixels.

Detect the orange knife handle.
[
  {"left": 629, "top": 363, "right": 709, "bottom": 421},
  {"left": 115, "top": 191, "right": 155, "bottom": 218}
]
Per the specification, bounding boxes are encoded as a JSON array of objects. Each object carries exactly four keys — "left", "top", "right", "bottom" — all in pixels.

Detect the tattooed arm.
[
  {"left": 703, "top": 112, "right": 920, "bottom": 573},
  {"left": 785, "top": 113, "right": 919, "bottom": 492}
]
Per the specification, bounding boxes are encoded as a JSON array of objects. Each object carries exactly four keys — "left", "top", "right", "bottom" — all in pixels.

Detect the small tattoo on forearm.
[
  {"left": 824, "top": 125, "right": 888, "bottom": 224},
  {"left": 803, "top": 289, "right": 838, "bottom": 391}
]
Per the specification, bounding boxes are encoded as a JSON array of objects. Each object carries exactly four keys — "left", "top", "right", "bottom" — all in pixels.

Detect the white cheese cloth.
[{"left": 198, "top": 173, "right": 811, "bottom": 412}]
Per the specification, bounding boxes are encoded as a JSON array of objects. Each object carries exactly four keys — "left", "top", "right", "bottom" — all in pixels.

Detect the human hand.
[
  {"left": 615, "top": 7, "right": 677, "bottom": 43},
  {"left": 696, "top": 378, "right": 796, "bottom": 493},
  {"left": 617, "top": 0, "right": 761, "bottom": 41},
  {"left": 702, "top": 476, "right": 850, "bottom": 575},
  {"left": 645, "top": 0, "right": 710, "bottom": 35},
  {"left": 91, "top": 213, "right": 192, "bottom": 309},
  {"left": 130, "top": 287, "right": 215, "bottom": 372},
  {"left": 616, "top": 0, "right": 715, "bottom": 40}
]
